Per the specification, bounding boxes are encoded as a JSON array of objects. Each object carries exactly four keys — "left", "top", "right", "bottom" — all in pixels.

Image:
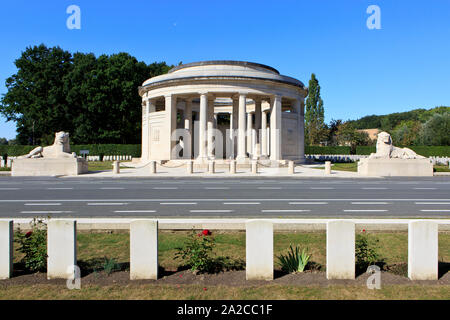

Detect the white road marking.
[
  {"left": 87, "top": 203, "right": 129, "bottom": 206},
  {"left": 20, "top": 211, "right": 73, "bottom": 214},
  {"left": 47, "top": 187, "right": 73, "bottom": 190},
  {"left": 310, "top": 187, "right": 335, "bottom": 190},
  {"left": 205, "top": 187, "right": 230, "bottom": 190},
  {"left": 1, "top": 198, "right": 449, "bottom": 203},
  {"left": 114, "top": 210, "right": 156, "bottom": 213},
  {"left": 362, "top": 187, "right": 388, "bottom": 190},
  {"left": 351, "top": 202, "right": 389, "bottom": 205},
  {"left": 0, "top": 188, "right": 20, "bottom": 190},
  {"left": 223, "top": 202, "right": 261, "bottom": 205},
  {"left": 414, "top": 188, "right": 437, "bottom": 190},
  {"left": 25, "top": 203, "right": 61, "bottom": 206},
  {"left": 153, "top": 187, "right": 178, "bottom": 190},
  {"left": 262, "top": 210, "right": 311, "bottom": 212},
  {"left": 420, "top": 210, "right": 450, "bottom": 212},
  {"left": 415, "top": 202, "right": 450, "bottom": 205},
  {"left": 190, "top": 210, "right": 234, "bottom": 213},
  {"left": 100, "top": 187, "right": 125, "bottom": 190},
  {"left": 258, "top": 187, "right": 282, "bottom": 190},
  {"left": 160, "top": 202, "right": 197, "bottom": 205},
  {"left": 289, "top": 202, "right": 328, "bottom": 205},
  {"left": 343, "top": 210, "right": 388, "bottom": 212}
]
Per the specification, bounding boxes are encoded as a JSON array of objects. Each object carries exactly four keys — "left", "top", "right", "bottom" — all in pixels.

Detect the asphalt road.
[{"left": 0, "top": 176, "right": 449, "bottom": 218}]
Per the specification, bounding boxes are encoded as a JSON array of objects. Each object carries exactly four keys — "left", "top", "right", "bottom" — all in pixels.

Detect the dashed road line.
[
  {"left": 25, "top": 203, "right": 62, "bottom": 206},
  {"left": 160, "top": 202, "right": 197, "bottom": 205},
  {"left": 343, "top": 209, "right": 388, "bottom": 212},
  {"left": 262, "top": 209, "right": 311, "bottom": 213},
  {"left": 223, "top": 202, "right": 261, "bottom": 205},
  {"left": 114, "top": 210, "right": 156, "bottom": 213},
  {"left": 87, "top": 203, "right": 129, "bottom": 206},
  {"left": 289, "top": 202, "right": 328, "bottom": 205},
  {"left": 190, "top": 210, "right": 234, "bottom": 213}
]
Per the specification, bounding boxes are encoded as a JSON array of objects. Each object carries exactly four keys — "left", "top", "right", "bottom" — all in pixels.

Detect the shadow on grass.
[{"left": 438, "top": 261, "right": 450, "bottom": 279}]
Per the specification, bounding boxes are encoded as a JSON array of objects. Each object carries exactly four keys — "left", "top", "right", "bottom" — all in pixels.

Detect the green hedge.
[
  {"left": 356, "top": 146, "right": 450, "bottom": 157},
  {"left": 305, "top": 146, "right": 351, "bottom": 155},
  {"left": 70, "top": 144, "right": 141, "bottom": 157},
  {"left": 355, "top": 146, "right": 376, "bottom": 155},
  {"left": 0, "top": 144, "right": 141, "bottom": 158}
]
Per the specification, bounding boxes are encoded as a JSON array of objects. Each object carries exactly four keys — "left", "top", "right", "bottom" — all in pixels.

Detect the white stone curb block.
[
  {"left": 0, "top": 220, "right": 13, "bottom": 279},
  {"left": 47, "top": 220, "right": 77, "bottom": 279},
  {"left": 408, "top": 220, "right": 438, "bottom": 280},
  {"left": 246, "top": 220, "right": 273, "bottom": 280},
  {"left": 326, "top": 220, "right": 355, "bottom": 279},
  {"left": 130, "top": 220, "right": 158, "bottom": 280}
]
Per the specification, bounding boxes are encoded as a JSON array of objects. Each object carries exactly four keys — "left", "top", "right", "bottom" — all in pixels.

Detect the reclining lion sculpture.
[
  {"left": 369, "top": 131, "right": 425, "bottom": 159},
  {"left": 18, "top": 131, "right": 76, "bottom": 159}
]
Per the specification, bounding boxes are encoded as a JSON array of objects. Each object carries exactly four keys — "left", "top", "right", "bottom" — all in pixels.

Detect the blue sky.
[{"left": 0, "top": 0, "right": 449, "bottom": 139}]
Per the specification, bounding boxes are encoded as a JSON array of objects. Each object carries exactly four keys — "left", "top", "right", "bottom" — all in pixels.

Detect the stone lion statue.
[
  {"left": 369, "top": 131, "right": 425, "bottom": 159},
  {"left": 18, "top": 131, "right": 76, "bottom": 159}
]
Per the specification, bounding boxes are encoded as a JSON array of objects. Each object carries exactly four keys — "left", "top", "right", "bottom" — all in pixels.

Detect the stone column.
[
  {"left": 253, "top": 98, "right": 262, "bottom": 159},
  {"left": 184, "top": 99, "right": 193, "bottom": 159},
  {"left": 295, "top": 98, "right": 305, "bottom": 162},
  {"left": 247, "top": 112, "right": 253, "bottom": 157},
  {"left": 165, "top": 95, "right": 177, "bottom": 160},
  {"left": 231, "top": 97, "right": 239, "bottom": 159},
  {"left": 207, "top": 97, "right": 215, "bottom": 159},
  {"left": 261, "top": 110, "right": 268, "bottom": 159},
  {"left": 237, "top": 93, "right": 247, "bottom": 161},
  {"left": 141, "top": 102, "right": 148, "bottom": 161},
  {"left": 197, "top": 93, "right": 208, "bottom": 161},
  {"left": 147, "top": 99, "right": 155, "bottom": 160},
  {"left": 270, "top": 95, "right": 282, "bottom": 160}
]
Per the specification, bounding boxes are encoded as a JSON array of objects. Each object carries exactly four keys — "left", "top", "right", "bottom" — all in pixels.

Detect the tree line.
[
  {"left": 304, "top": 74, "right": 449, "bottom": 149},
  {"left": 0, "top": 44, "right": 172, "bottom": 145}
]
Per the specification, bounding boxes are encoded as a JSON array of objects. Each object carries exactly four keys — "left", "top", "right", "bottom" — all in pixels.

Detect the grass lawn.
[
  {"left": 88, "top": 161, "right": 131, "bottom": 172},
  {"left": 312, "top": 162, "right": 449, "bottom": 173},
  {"left": 434, "top": 165, "right": 450, "bottom": 173},
  {"left": 3, "top": 230, "right": 449, "bottom": 300}
]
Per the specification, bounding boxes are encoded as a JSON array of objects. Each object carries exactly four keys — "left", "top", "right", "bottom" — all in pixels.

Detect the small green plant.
[
  {"left": 15, "top": 217, "right": 48, "bottom": 272},
  {"left": 277, "top": 245, "right": 311, "bottom": 273},
  {"left": 175, "top": 230, "right": 215, "bottom": 273},
  {"left": 355, "top": 229, "right": 383, "bottom": 272},
  {"left": 102, "top": 257, "right": 121, "bottom": 275}
]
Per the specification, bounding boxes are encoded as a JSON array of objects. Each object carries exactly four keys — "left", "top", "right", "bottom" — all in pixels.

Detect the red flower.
[
  {"left": 203, "top": 287, "right": 207, "bottom": 291},
  {"left": 25, "top": 231, "right": 32, "bottom": 238},
  {"left": 362, "top": 229, "right": 366, "bottom": 232},
  {"left": 202, "top": 229, "right": 211, "bottom": 236}
]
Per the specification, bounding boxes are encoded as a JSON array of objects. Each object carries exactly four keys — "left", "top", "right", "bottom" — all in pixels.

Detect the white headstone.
[
  {"left": 47, "top": 220, "right": 77, "bottom": 279},
  {"left": 130, "top": 220, "right": 158, "bottom": 280},
  {"left": 326, "top": 220, "right": 355, "bottom": 279},
  {"left": 246, "top": 220, "right": 273, "bottom": 280},
  {"left": 408, "top": 221, "right": 438, "bottom": 280},
  {"left": 0, "top": 220, "right": 13, "bottom": 279}
]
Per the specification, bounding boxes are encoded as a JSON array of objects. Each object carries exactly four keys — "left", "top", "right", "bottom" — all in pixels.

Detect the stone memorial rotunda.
[{"left": 138, "top": 60, "right": 307, "bottom": 164}]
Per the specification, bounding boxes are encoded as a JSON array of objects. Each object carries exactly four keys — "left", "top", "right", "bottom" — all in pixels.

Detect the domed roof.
[{"left": 141, "top": 60, "right": 305, "bottom": 90}]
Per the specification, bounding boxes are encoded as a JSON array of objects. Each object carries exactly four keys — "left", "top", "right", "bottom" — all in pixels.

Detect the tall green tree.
[
  {"left": 0, "top": 44, "right": 74, "bottom": 144},
  {"left": 305, "top": 73, "right": 325, "bottom": 145},
  {"left": 0, "top": 44, "right": 172, "bottom": 144}
]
